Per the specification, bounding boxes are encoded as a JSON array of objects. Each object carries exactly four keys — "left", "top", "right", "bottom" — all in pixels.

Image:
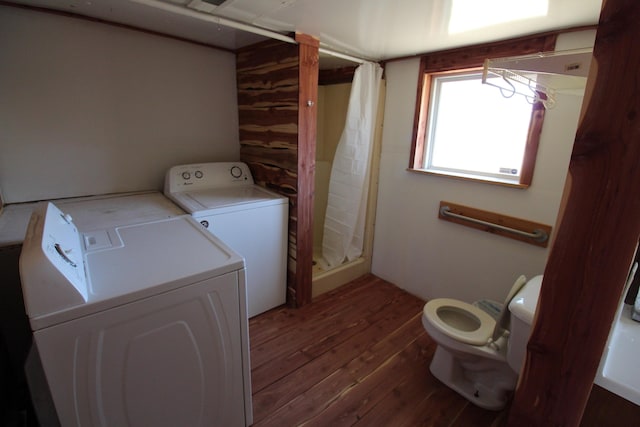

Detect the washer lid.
[
  {"left": 168, "top": 186, "right": 287, "bottom": 215},
  {"left": 23, "top": 212, "right": 245, "bottom": 330}
]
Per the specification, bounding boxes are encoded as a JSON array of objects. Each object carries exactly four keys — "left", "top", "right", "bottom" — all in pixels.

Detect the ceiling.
[{"left": 8, "top": 0, "right": 603, "bottom": 68}]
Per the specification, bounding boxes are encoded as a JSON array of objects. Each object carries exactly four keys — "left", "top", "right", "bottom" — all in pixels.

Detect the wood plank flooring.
[
  {"left": 248, "top": 274, "right": 508, "bottom": 426},
  {"left": 249, "top": 273, "right": 640, "bottom": 427}
]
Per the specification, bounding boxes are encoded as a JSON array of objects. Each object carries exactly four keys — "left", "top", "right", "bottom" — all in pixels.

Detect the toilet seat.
[{"left": 423, "top": 298, "right": 496, "bottom": 346}]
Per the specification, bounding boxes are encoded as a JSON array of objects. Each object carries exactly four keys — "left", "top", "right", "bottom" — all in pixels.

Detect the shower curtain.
[{"left": 322, "top": 62, "right": 383, "bottom": 268}]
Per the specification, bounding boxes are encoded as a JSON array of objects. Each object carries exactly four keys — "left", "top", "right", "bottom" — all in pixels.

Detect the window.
[
  {"left": 409, "top": 38, "right": 552, "bottom": 189},
  {"left": 422, "top": 69, "right": 541, "bottom": 185}
]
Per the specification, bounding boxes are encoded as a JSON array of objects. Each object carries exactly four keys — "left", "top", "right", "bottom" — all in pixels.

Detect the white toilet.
[{"left": 421, "top": 275, "right": 543, "bottom": 410}]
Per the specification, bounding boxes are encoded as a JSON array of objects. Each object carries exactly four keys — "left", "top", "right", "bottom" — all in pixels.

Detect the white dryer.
[
  {"left": 165, "top": 162, "right": 288, "bottom": 317},
  {"left": 19, "top": 202, "right": 253, "bottom": 427},
  {"left": 56, "top": 191, "right": 185, "bottom": 232}
]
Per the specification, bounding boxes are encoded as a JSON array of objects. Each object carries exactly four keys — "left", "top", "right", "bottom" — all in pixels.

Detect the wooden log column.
[
  {"left": 509, "top": 0, "right": 640, "bottom": 425},
  {"left": 293, "top": 33, "right": 319, "bottom": 307}
]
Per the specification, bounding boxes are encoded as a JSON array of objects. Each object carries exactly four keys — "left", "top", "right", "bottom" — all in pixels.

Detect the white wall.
[
  {"left": 372, "top": 31, "right": 596, "bottom": 303},
  {"left": 0, "top": 6, "right": 239, "bottom": 203}
]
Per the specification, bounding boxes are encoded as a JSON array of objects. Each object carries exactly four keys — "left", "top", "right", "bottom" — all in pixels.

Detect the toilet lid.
[{"left": 423, "top": 298, "right": 496, "bottom": 346}]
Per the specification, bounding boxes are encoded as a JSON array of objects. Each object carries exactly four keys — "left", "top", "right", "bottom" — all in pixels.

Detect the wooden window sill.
[{"left": 407, "top": 168, "right": 530, "bottom": 189}]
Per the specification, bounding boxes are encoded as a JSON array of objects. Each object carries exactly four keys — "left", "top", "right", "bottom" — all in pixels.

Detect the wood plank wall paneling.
[
  {"left": 236, "top": 39, "right": 300, "bottom": 180},
  {"left": 237, "top": 39, "right": 300, "bottom": 306},
  {"left": 237, "top": 35, "right": 319, "bottom": 308},
  {"left": 318, "top": 66, "right": 357, "bottom": 86}
]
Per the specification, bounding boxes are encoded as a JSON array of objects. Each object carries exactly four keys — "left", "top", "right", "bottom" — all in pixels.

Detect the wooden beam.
[
  {"left": 292, "top": 33, "right": 319, "bottom": 307},
  {"left": 382, "top": 26, "right": 595, "bottom": 67},
  {"left": 419, "top": 33, "right": 557, "bottom": 73},
  {"left": 509, "top": 1, "right": 640, "bottom": 425}
]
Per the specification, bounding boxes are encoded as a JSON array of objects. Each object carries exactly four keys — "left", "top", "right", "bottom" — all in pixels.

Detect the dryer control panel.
[
  {"left": 164, "top": 162, "right": 255, "bottom": 193},
  {"left": 20, "top": 202, "right": 89, "bottom": 325}
]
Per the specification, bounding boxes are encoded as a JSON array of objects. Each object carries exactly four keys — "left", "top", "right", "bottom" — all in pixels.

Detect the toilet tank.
[{"left": 507, "top": 275, "right": 544, "bottom": 373}]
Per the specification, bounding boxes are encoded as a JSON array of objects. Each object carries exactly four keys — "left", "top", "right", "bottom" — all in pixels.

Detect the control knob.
[{"left": 230, "top": 165, "right": 243, "bottom": 179}]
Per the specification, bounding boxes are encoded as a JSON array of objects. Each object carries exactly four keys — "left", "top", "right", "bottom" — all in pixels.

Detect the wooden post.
[
  {"left": 293, "top": 33, "right": 319, "bottom": 307},
  {"left": 509, "top": 0, "right": 640, "bottom": 425}
]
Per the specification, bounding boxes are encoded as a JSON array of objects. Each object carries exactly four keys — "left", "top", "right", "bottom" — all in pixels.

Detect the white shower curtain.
[{"left": 322, "top": 62, "right": 383, "bottom": 268}]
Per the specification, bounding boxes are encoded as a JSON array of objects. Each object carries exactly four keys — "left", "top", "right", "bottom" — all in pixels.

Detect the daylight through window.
[
  {"left": 410, "top": 65, "right": 545, "bottom": 188},
  {"left": 425, "top": 71, "right": 534, "bottom": 183}
]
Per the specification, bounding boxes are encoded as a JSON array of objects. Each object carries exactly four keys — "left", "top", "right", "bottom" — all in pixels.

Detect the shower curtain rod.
[
  {"left": 132, "top": 0, "right": 370, "bottom": 65},
  {"left": 318, "top": 47, "right": 367, "bottom": 65}
]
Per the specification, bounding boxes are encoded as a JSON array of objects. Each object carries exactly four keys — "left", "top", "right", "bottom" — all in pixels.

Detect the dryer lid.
[
  {"left": 20, "top": 203, "right": 245, "bottom": 330},
  {"left": 57, "top": 191, "right": 184, "bottom": 232},
  {"left": 25, "top": 214, "right": 245, "bottom": 330}
]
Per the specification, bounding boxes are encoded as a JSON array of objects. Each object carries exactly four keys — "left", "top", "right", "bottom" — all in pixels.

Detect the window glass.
[
  {"left": 425, "top": 71, "right": 534, "bottom": 183},
  {"left": 408, "top": 34, "right": 557, "bottom": 188}
]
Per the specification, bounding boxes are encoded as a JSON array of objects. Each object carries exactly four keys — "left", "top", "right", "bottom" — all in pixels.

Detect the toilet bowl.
[{"left": 421, "top": 275, "right": 542, "bottom": 410}]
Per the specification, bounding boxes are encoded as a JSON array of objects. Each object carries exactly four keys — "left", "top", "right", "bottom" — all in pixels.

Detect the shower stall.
[{"left": 312, "top": 65, "right": 385, "bottom": 296}]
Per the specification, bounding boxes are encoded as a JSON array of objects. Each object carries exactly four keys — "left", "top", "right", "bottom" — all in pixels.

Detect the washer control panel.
[{"left": 164, "top": 162, "right": 255, "bottom": 193}]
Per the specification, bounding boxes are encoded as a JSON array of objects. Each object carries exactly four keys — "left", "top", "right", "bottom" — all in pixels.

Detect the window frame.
[{"left": 408, "top": 34, "right": 556, "bottom": 189}]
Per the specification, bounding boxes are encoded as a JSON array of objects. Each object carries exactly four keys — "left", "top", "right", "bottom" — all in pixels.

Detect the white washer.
[
  {"left": 165, "top": 162, "right": 288, "bottom": 317},
  {"left": 19, "top": 202, "right": 253, "bottom": 427}
]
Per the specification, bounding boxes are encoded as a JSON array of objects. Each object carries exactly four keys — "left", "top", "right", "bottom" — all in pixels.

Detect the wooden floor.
[
  {"left": 249, "top": 273, "right": 640, "bottom": 427},
  {"left": 248, "top": 274, "right": 508, "bottom": 426}
]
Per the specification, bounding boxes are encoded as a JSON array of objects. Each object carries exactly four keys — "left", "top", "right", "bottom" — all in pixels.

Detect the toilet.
[{"left": 421, "top": 275, "right": 543, "bottom": 410}]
